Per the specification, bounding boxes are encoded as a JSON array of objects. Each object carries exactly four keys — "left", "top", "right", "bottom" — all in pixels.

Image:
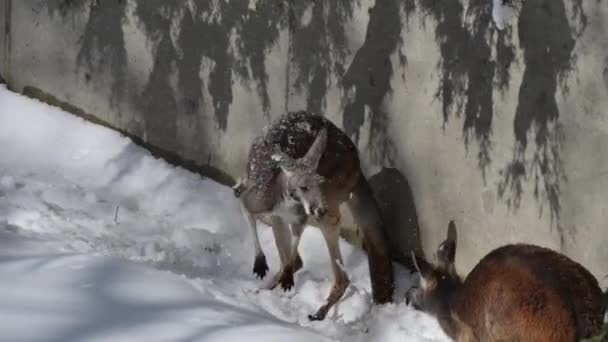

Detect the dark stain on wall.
[
  {"left": 341, "top": 0, "right": 407, "bottom": 164},
  {"left": 498, "top": 0, "right": 577, "bottom": 243}
]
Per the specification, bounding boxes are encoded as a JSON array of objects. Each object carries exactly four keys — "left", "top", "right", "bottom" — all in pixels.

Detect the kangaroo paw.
[
  {"left": 308, "top": 305, "right": 330, "bottom": 321},
  {"left": 308, "top": 277, "right": 349, "bottom": 321},
  {"left": 279, "top": 268, "right": 294, "bottom": 291},
  {"left": 253, "top": 254, "right": 269, "bottom": 279}
]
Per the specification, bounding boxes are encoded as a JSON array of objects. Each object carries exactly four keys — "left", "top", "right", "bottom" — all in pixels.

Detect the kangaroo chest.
[{"left": 258, "top": 196, "right": 306, "bottom": 226}]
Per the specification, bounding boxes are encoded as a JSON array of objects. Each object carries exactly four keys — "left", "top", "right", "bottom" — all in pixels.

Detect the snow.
[
  {"left": 0, "top": 85, "right": 449, "bottom": 341},
  {"left": 0, "top": 231, "right": 330, "bottom": 342}
]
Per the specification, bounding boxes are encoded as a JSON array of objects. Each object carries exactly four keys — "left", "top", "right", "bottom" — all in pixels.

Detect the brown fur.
[
  {"left": 239, "top": 111, "right": 394, "bottom": 320},
  {"left": 409, "top": 223, "right": 605, "bottom": 342}
]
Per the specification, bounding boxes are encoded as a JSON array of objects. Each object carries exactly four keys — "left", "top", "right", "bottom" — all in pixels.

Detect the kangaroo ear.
[
  {"left": 437, "top": 220, "right": 457, "bottom": 272},
  {"left": 437, "top": 239, "right": 456, "bottom": 269},
  {"left": 301, "top": 128, "right": 328, "bottom": 169}
]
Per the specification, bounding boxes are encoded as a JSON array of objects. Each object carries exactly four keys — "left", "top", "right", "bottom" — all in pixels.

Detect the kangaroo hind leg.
[
  {"left": 347, "top": 176, "right": 394, "bottom": 304},
  {"left": 240, "top": 201, "right": 269, "bottom": 279},
  {"left": 278, "top": 222, "right": 306, "bottom": 291},
  {"left": 308, "top": 213, "right": 349, "bottom": 321},
  {"left": 264, "top": 217, "right": 293, "bottom": 291}
]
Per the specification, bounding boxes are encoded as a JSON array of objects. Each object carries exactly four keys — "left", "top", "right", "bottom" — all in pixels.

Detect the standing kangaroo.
[
  {"left": 234, "top": 111, "right": 394, "bottom": 321},
  {"left": 406, "top": 221, "right": 606, "bottom": 342}
]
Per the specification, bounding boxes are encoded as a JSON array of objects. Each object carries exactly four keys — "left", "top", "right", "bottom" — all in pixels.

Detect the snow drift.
[{"left": 0, "top": 85, "right": 449, "bottom": 341}]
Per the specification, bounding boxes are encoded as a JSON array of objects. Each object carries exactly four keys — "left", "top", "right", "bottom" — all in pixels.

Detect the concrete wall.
[
  {"left": 0, "top": 0, "right": 8, "bottom": 81},
  {"left": 3, "top": 0, "right": 608, "bottom": 287}
]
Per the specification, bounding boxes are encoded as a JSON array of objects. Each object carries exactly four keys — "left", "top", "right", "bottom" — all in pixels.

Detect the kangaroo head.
[
  {"left": 407, "top": 221, "right": 462, "bottom": 316},
  {"left": 272, "top": 128, "right": 328, "bottom": 218}
]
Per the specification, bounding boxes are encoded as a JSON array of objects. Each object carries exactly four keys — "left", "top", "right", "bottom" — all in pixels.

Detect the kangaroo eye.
[{"left": 299, "top": 186, "right": 309, "bottom": 191}]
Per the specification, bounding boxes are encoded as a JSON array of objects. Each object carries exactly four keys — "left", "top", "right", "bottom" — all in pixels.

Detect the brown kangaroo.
[
  {"left": 234, "top": 110, "right": 394, "bottom": 321},
  {"left": 406, "top": 221, "right": 606, "bottom": 342}
]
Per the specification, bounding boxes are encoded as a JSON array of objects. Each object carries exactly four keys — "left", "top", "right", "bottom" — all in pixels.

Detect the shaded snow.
[
  {"left": 0, "top": 230, "right": 332, "bottom": 342},
  {"left": 0, "top": 85, "right": 449, "bottom": 341}
]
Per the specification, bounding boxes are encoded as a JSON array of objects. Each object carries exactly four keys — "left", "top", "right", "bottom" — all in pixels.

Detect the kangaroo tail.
[{"left": 347, "top": 174, "right": 394, "bottom": 304}]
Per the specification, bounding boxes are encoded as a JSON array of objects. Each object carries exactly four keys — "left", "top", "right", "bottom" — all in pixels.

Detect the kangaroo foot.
[
  {"left": 308, "top": 276, "right": 349, "bottom": 321},
  {"left": 279, "top": 267, "right": 294, "bottom": 291},
  {"left": 253, "top": 254, "right": 269, "bottom": 279},
  {"left": 278, "top": 253, "right": 304, "bottom": 291},
  {"left": 308, "top": 304, "right": 331, "bottom": 321}
]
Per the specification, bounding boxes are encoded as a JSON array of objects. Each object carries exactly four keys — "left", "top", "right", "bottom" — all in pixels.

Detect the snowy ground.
[{"left": 0, "top": 85, "right": 449, "bottom": 342}]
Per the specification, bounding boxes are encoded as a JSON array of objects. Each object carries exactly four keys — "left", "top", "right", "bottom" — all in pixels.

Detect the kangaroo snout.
[{"left": 312, "top": 205, "right": 327, "bottom": 218}]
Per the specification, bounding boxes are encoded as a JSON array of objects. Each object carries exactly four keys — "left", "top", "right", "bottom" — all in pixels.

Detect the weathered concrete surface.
[
  {"left": 0, "top": 0, "right": 8, "bottom": 82},
  {"left": 3, "top": 0, "right": 608, "bottom": 288}
]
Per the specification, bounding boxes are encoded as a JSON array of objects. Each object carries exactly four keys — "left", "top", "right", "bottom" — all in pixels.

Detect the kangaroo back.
[
  {"left": 456, "top": 244, "right": 605, "bottom": 341},
  {"left": 249, "top": 111, "right": 360, "bottom": 191},
  {"left": 409, "top": 225, "right": 606, "bottom": 342}
]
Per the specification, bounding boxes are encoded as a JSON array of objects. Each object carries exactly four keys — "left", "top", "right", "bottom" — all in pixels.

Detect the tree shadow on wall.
[
  {"left": 288, "top": 0, "right": 356, "bottom": 115},
  {"left": 44, "top": 0, "right": 589, "bottom": 249},
  {"left": 46, "top": 0, "right": 406, "bottom": 152},
  {"left": 47, "top": 0, "right": 285, "bottom": 135},
  {"left": 415, "top": 0, "right": 583, "bottom": 244},
  {"left": 341, "top": 0, "right": 411, "bottom": 166},
  {"left": 47, "top": 0, "right": 128, "bottom": 108},
  {"left": 414, "top": 0, "right": 515, "bottom": 181},
  {"left": 498, "top": 0, "right": 577, "bottom": 246},
  {"left": 267, "top": 0, "right": 411, "bottom": 167}
]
